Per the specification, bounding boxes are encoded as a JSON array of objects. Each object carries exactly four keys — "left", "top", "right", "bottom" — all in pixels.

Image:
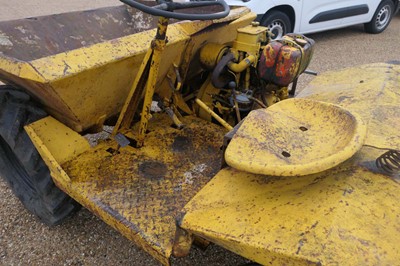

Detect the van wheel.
[
  {"left": 260, "top": 10, "right": 291, "bottom": 40},
  {"left": 364, "top": 0, "right": 394, "bottom": 34},
  {"left": 0, "top": 86, "right": 80, "bottom": 226}
]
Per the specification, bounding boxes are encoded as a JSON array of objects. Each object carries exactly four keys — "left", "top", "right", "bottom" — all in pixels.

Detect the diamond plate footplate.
[{"left": 60, "top": 115, "right": 226, "bottom": 265}]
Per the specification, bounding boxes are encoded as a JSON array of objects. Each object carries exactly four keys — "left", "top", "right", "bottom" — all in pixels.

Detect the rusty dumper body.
[{"left": 0, "top": 1, "right": 399, "bottom": 265}]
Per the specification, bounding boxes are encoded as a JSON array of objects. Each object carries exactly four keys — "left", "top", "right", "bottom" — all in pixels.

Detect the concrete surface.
[{"left": 0, "top": 1, "right": 399, "bottom": 265}]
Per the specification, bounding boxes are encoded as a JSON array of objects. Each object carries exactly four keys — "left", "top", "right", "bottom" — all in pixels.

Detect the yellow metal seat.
[{"left": 225, "top": 98, "right": 367, "bottom": 176}]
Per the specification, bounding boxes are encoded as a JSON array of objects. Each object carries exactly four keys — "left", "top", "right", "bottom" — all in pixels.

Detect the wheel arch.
[
  {"left": 375, "top": 0, "right": 398, "bottom": 15},
  {"left": 364, "top": 0, "right": 396, "bottom": 33},
  {"left": 260, "top": 5, "right": 296, "bottom": 32},
  {"left": 389, "top": 0, "right": 399, "bottom": 11}
]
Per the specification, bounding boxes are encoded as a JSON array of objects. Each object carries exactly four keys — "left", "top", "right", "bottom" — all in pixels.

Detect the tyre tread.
[
  {"left": 0, "top": 85, "right": 80, "bottom": 226},
  {"left": 364, "top": 0, "right": 394, "bottom": 34}
]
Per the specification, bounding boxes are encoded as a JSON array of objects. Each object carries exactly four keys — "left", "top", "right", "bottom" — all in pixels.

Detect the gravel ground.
[{"left": 0, "top": 1, "right": 400, "bottom": 265}]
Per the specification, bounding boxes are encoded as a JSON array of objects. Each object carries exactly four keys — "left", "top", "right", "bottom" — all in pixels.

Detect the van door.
[
  {"left": 299, "top": 0, "right": 367, "bottom": 33},
  {"left": 340, "top": 0, "right": 377, "bottom": 26}
]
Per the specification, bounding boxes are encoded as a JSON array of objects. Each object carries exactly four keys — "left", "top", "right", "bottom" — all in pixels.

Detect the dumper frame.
[{"left": 0, "top": 1, "right": 400, "bottom": 265}]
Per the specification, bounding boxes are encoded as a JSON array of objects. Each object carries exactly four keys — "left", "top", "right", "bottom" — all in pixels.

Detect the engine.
[{"left": 195, "top": 22, "right": 314, "bottom": 125}]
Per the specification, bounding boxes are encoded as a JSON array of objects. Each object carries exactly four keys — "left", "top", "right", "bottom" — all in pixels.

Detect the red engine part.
[{"left": 258, "top": 34, "right": 314, "bottom": 87}]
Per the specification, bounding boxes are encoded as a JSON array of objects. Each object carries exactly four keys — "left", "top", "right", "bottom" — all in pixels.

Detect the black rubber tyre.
[
  {"left": 260, "top": 10, "right": 292, "bottom": 40},
  {"left": 0, "top": 86, "right": 80, "bottom": 226},
  {"left": 364, "top": 0, "right": 394, "bottom": 34}
]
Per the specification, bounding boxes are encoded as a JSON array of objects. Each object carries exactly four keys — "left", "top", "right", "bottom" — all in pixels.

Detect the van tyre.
[
  {"left": 260, "top": 10, "right": 291, "bottom": 40},
  {"left": 364, "top": 0, "right": 394, "bottom": 34},
  {"left": 0, "top": 86, "right": 80, "bottom": 226}
]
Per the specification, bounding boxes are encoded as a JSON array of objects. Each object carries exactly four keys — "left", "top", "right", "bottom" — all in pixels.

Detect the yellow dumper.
[{"left": 0, "top": 0, "right": 399, "bottom": 265}]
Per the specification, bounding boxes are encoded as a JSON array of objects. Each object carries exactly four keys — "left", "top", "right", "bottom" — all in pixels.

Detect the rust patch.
[
  {"left": 172, "top": 227, "right": 193, "bottom": 258},
  {"left": 172, "top": 135, "right": 193, "bottom": 152},
  {"left": 139, "top": 161, "right": 167, "bottom": 180},
  {"left": 0, "top": 5, "right": 159, "bottom": 61}
]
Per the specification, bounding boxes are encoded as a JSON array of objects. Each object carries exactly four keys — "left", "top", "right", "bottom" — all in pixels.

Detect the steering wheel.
[{"left": 120, "top": 0, "right": 230, "bottom": 20}]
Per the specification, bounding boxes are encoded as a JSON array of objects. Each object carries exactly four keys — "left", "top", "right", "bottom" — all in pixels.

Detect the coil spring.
[{"left": 376, "top": 150, "right": 400, "bottom": 174}]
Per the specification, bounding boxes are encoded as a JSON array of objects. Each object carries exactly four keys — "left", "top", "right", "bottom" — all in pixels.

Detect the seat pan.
[{"left": 225, "top": 98, "right": 366, "bottom": 176}]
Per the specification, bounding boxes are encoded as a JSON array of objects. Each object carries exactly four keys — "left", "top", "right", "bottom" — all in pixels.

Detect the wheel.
[
  {"left": 0, "top": 86, "right": 80, "bottom": 226},
  {"left": 364, "top": 0, "right": 394, "bottom": 34},
  {"left": 121, "top": 0, "right": 230, "bottom": 20},
  {"left": 261, "top": 10, "right": 292, "bottom": 40}
]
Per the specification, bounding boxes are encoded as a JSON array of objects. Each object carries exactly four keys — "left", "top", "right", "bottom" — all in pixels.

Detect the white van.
[{"left": 226, "top": 0, "right": 399, "bottom": 39}]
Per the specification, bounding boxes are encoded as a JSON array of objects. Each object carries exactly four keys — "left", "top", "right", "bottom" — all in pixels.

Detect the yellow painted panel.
[
  {"left": 24, "top": 116, "right": 90, "bottom": 164},
  {"left": 298, "top": 62, "right": 400, "bottom": 150},
  {"left": 0, "top": 57, "right": 45, "bottom": 82},
  {"left": 180, "top": 152, "right": 400, "bottom": 265}
]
